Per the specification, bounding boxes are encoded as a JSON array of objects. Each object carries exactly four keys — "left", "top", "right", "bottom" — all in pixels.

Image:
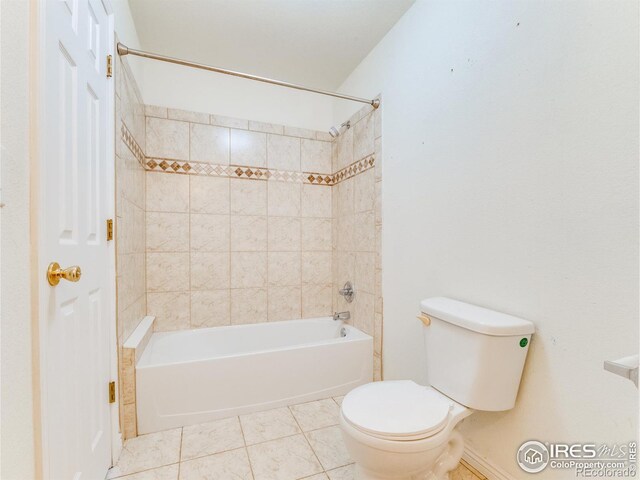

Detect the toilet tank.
[{"left": 421, "top": 297, "right": 534, "bottom": 411}]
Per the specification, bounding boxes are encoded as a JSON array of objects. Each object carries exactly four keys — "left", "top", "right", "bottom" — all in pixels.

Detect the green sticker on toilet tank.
[{"left": 519, "top": 338, "right": 528, "bottom": 348}]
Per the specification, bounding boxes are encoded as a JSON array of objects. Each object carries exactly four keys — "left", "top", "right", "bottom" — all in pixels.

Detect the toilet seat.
[{"left": 341, "top": 381, "right": 456, "bottom": 441}]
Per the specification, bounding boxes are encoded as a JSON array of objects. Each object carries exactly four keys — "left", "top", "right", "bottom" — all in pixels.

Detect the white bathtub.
[{"left": 136, "top": 317, "right": 373, "bottom": 434}]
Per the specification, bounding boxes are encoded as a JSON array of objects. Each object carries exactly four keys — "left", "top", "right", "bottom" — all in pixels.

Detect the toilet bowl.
[
  {"left": 340, "top": 381, "right": 471, "bottom": 480},
  {"left": 339, "top": 297, "right": 535, "bottom": 480}
]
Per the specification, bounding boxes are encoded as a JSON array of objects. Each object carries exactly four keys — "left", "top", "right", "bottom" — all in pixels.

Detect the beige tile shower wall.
[
  {"left": 143, "top": 106, "right": 334, "bottom": 330},
  {"left": 115, "top": 50, "right": 147, "bottom": 439},
  {"left": 332, "top": 103, "right": 383, "bottom": 381}
]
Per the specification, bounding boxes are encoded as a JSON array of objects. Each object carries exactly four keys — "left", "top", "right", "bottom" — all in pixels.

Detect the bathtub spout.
[{"left": 333, "top": 311, "right": 351, "bottom": 321}]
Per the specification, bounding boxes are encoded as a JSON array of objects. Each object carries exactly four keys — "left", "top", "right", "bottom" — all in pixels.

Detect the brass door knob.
[{"left": 47, "top": 262, "right": 82, "bottom": 286}]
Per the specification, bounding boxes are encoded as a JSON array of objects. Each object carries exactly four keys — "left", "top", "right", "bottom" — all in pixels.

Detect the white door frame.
[
  {"left": 103, "top": 0, "right": 123, "bottom": 465},
  {"left": 34, "top": 0, "right": 119, "bottom": 476}
]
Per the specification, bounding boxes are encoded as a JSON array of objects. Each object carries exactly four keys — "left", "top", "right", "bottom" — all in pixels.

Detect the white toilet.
[{"left": 340, "top": 297, "right": 535, "bottom": 480}]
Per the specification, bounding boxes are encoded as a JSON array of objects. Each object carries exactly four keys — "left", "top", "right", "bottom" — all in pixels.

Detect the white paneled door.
[{"left": 41, "top": 0, "right": 113, "bottom": 478}]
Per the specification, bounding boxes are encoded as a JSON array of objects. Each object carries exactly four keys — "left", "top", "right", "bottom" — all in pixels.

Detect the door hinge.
[
  {"left": 106, "top": 219, "right": 113, "bottom": 241},
  {"left": 109, "top": 381, "right": 116, "bottom": 403},
  {"left": 106, "top": 55, "right": 113, "bottom": 78}
]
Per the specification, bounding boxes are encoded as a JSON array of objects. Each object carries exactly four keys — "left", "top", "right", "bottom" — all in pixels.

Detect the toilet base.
[{"left": 348, "top": 429, "right": 465, "bottom": 480}]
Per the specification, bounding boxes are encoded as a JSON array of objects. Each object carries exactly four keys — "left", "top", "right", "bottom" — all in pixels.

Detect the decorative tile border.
[
  {"left": 122, "top": 123, "right": 374, "bottom": 186},
  {"left": 146, "top": 158, "right": 301, "bottom": 182},
  {"left": 121, "top": 123, "right": 146, "bottom": 168},
  {"left": 333, "top": 155, "right": 375, "bottom": 184},
  {"left": 305, "top": 172, "right": 335, "bottom": 186}
]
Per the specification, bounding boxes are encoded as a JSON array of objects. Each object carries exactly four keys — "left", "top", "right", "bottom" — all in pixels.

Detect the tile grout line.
[
  {"left": 287, "top": 404, "right": 326, "bottom": 475},
  {"left": 109, "top": 461, "right": 182, "bottom": 480},
  {"left": 265, "top": 147, "right": 270, "bottom": 322},
  {"left": 228, "top": 177, "right": 232, "bottom": 326},
  {"left": 145, "top": 210, "right": 331, "bottom": 220},
  {"left": 237, "top": 416, "right": 257, "bottom": 480},
  {"left": 300, "top": 140, "right": 304, "bottom": 319},
  {"left": 178, "top": 446, "right": 249, "bottom": 471},
  {"left": 187, "top": 175, "right": 192, "bottom": 329},
  {"left": 177, "top": 427, "right": 183, "bottom": 479},
  {"left": 299, "top": 169, "right": 303, "bottom": 318},
  {"left": 142, "top": 116, "right": 149, "bottom": 337}
]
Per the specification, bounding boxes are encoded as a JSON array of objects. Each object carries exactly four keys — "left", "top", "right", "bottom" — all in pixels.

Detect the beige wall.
[
  {"left": 335, "top": 0, "right": 639, "bottom": 477},
  {"left": 111, "top": 0, "right": 144, "bottom": 90},
  {"left": 142, "top": 62, "right": 334, "bottom": 133},
  {"left": 0, "top": 0, "right": 37, "bottom": 477}
]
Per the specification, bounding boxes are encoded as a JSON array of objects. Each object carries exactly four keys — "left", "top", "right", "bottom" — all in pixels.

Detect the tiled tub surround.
[
  {"left": 332, "top": 104, "right": 383, "bottom": 381},
  {"left": 145, "top": 172, "right": 335, "bottom": 330},
  {"left": 116, "top": 102, "right": 383, "bottom": 438},
  {"left": 141, "top": 105, "right": 370, "bottom": 332},
  {"left": 108, "top": 397, "right": 485, "bottom": 480},
  {"left": 115, "top": 50, "right": 147, "bottom": 439},
  {"left": 120, "top": 316, "right": 155, "bottom": 440}
]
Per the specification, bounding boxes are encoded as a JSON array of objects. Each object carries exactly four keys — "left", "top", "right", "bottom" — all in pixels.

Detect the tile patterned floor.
[{"left": 107, "top": 396, "right": 485, "bottom": 480}]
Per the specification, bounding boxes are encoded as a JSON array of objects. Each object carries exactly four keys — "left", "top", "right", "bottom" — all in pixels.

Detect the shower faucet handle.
[{"left": 338, "top": 281, "right": 355, "bottom": 303}]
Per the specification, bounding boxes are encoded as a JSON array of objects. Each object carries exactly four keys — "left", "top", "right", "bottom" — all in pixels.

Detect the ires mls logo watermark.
[
  {"left": 517, "top": 441, "right": 550, "bottom": 473},
  {"left": 517, "top": 440, "right": 637, "bottom": 476}
]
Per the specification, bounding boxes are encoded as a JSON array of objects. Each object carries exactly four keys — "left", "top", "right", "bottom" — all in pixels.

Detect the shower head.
[{"left": 329, "top": 121, "right": 351, "bottom": 138}]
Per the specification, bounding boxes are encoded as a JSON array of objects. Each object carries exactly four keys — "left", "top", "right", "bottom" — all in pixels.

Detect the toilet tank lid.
[{"left": 420, "top": 297, "right": 535, "bottom": 336}]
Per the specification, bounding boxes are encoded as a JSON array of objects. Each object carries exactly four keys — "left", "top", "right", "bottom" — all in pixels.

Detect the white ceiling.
[{"left": 128, "top": 0, "right": 415, "bottom": 89}]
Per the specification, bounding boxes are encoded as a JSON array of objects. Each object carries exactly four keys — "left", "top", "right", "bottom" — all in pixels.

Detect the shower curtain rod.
[{"left": 116, "top": 43, "right": 380, "bottom": 109}]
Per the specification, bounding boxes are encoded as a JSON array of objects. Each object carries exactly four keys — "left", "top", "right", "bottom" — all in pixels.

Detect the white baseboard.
[{"left": 463, "top": 444, "right": 516, "bottom": 480}]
